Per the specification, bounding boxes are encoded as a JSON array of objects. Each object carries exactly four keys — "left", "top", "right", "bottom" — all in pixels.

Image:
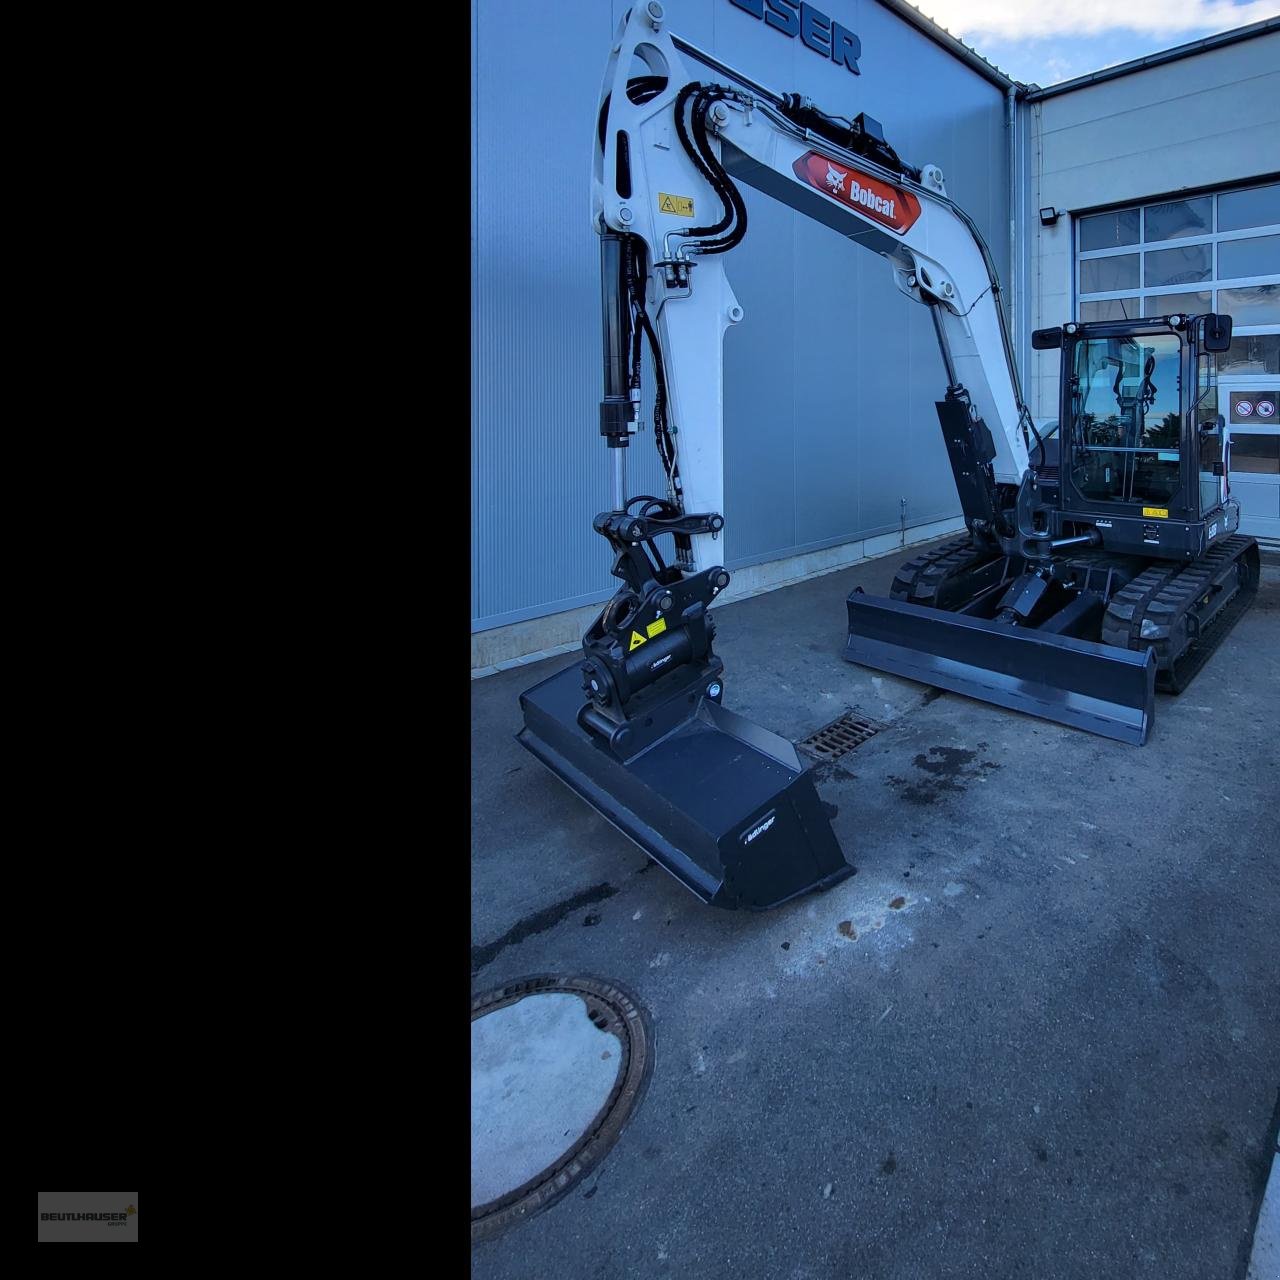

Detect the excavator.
[{"left": 516, "top": 2, "right": 1261, "bottom": 910}]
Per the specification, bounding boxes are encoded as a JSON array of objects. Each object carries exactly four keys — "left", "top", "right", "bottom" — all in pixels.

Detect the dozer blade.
[
  {"left": 845, "top": 591, "right": 1156, "bottom": 745},
  {"left": 517, "top": 663, "right": 854, "bottom": 910}
]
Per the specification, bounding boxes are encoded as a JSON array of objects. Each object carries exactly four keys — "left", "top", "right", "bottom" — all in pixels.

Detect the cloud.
[{"left": 906, "top": 0, "right": 1280, "bottom": 40}]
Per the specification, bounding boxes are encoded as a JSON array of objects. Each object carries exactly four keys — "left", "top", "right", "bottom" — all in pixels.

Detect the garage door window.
[
  {"left": 1229, "top": 434, "right": 1279, "bottom": 475},
  {"left": 1077, "top": 182, "right": 1280, "bottom": 330}
]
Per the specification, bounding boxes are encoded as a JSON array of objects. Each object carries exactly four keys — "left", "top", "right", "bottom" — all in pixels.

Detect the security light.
[{"left": 1039, "top": 207, "right": 1060, "bottom": 226}]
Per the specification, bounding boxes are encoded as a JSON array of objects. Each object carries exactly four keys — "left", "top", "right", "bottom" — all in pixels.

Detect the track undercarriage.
[{"left": 850, "top": 532, "right": 1261, "bottom": 737}]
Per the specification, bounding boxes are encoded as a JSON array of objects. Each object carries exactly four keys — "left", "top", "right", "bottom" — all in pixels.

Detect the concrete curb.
[
  {"left": 1247, "top": 1142, "right": 1280, "bottom": 1279},
  {"left": 471, "top": 523, "right": 965, "bottom": 679}
]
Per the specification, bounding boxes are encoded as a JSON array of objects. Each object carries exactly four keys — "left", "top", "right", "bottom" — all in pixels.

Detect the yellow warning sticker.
[
  {"left": 629, "top": 630, "right": 647, "bottom": 651},
  {"left": 646, "top": 618, "right": 668, "bottom": 639},
  {"left": 1142, "top": 507, "right": 1169, "bottom": 518},
  {"left": 658, "top": 192, "right": 695, "bottom": 217}
]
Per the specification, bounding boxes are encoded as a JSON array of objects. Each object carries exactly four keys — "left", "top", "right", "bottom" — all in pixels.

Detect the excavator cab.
[{"left": 1054, "top": 315, "right": 1238, "bottom": 553}]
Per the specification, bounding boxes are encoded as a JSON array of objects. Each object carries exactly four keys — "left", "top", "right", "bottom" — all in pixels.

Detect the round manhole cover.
[{"left": 471, "top": 975, "right": 652, "bottom": 1243}]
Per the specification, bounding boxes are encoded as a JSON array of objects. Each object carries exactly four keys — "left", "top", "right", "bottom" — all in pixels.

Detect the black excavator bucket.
[
  {"left": 844, "top": 590, "right": 1157, "bottom": 745},
  {"left": 517, "top": 663, "right": 854, "bottom": 910}
]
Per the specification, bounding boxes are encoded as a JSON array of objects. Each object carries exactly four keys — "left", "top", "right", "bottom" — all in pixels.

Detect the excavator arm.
[{"left": 592, "top": 4, "right": 1037, "bottom": 577}]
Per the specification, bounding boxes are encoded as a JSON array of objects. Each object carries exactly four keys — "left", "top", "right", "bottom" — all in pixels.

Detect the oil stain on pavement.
[{"left": 885, "top": 744, "right": 1001, "bottom": 805}]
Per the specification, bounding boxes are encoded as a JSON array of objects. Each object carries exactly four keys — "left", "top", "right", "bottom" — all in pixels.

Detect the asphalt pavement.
[{"left": 472, "top": 536, "right": 1280, "bottom": 1280}]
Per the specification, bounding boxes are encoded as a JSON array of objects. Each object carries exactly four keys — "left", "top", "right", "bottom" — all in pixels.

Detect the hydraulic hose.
[
  {"left": 673, "top": 84, "right": 735, "bottom": 240},
  {"left": 687, "top": 91, "right": 748, "bottom": 254},
  {"left": 672, "top": 83, "right": 748, "bottom": 254}
]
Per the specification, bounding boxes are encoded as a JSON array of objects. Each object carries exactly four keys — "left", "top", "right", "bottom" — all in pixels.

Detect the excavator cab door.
[{"left": 1062, "top": 328, "right": 1186, "bottom": 524}]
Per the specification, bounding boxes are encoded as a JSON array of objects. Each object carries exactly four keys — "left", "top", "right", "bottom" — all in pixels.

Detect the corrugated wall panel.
[
  {"left": 1026, "top": 31, "right": 1280, "bottom": 425},
  {"left": 471, "top": 0, "right": 618, "bottom": 629},
  {"left": 473, "top": 0, "right": 1010, "bottom": 629}
]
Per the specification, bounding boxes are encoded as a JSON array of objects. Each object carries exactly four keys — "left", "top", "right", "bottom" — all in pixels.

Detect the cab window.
[{"left": 1070, "top": 333, "right": 1182, "bottom": 505}]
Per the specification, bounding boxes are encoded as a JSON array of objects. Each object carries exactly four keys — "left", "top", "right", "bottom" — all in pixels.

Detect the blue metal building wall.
[{"left": 472, "top": 0, "right": 1011, "bottom": 632}]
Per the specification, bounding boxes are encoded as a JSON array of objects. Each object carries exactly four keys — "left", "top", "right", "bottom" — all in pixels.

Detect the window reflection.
[
  {"left": 1145, "top": 243, "right": 1211, "bottom": 288},
  {"left": 1218, "top": 335, "right": 1280, "bottom": 375},
  {"left": 1218, "top": 285, "right": 1280, "bottom": 326},
  {"left": 1081, "top": 254, "right": 1140, "bottom": 293},
  {"left": 1217, "top": 234, "right": 1280, "bottom": 281},
  {"left": 1143, "top": 291, "right": 1211, "bottom": 318},
  {"left": 1228, "top": 435, "right": 1280, "bottom": 476},
  {"left": 1070, "top": 334, "right": 1183, "bottom": 505},
  {"left": 1079, "top": 208, "right": 1140, "bottom": 250},
  {"left": 1218, "top": 182, "right": 1280, "bottom": 233},
  {"left": 1081, "top": 298, "right": 1139, "bottom": 322},
  {"left": 1145, "top": 197, "right": 1211, "bottom": 242}
]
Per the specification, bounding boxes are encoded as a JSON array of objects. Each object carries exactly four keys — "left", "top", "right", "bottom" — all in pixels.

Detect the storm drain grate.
[{"left": 799, "top": 711, "right": 883, "bottom": 762}]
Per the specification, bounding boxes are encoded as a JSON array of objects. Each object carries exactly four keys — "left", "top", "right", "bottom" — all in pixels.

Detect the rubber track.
[
  {"left": 889, "top": 536, "right": 994, "bottom": 604},
  {"left": 1100, "top": 535, "right": 1258, "bottom": 692}
]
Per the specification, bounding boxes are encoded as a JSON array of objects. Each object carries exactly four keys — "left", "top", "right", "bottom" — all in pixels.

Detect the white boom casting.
[{"left": 594, "top": 3, "right": 1033, "bottom": 573}]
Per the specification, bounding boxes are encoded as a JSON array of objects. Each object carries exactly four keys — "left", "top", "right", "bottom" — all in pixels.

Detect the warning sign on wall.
[{"left": 1231, "top": 391, "right": 1278, "bottom": 424}]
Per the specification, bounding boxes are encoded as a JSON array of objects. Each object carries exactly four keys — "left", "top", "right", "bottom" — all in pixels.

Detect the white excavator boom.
[{"left": 594, "top": 5, "right": 1031, "bottom": 572}]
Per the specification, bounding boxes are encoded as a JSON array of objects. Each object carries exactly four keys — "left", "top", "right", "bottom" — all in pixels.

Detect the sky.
[{"left": 902, "top": 0, "right": 1280, "bottom": 86}]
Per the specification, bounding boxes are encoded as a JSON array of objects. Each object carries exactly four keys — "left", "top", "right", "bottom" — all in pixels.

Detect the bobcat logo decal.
[{"left": 794, "top": 151, "right": 922, "bottom": 234}]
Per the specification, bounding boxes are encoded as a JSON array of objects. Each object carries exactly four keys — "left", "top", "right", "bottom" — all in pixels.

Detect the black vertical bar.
[{"left": 600, "top": 232, "right": 632, "bottom": 453}]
